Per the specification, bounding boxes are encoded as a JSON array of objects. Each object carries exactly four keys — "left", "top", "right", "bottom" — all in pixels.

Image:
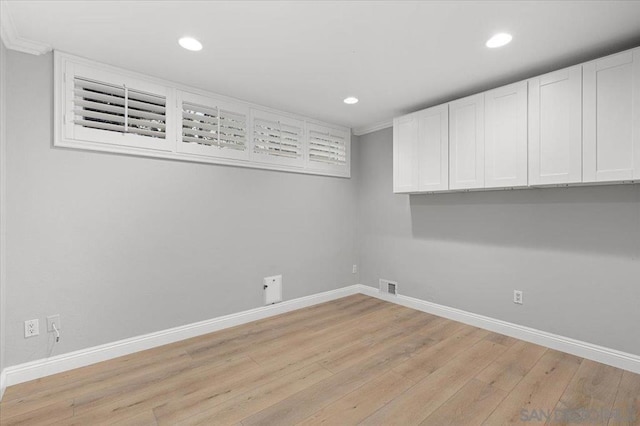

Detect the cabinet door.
[
  {"left": 449, "top": 94, "right": 485, "bottom": 190},
  {"left": 416, "top": 105, "right": 449, "bottom": 191},
  {"left": 583, "top": 48, "right": 640, "bottom": 182},
  {"left": 393, "top": 113, "right": 418, "bottom": 193},
  {"left": 529, "top": 66, "right": 582, "bottom": 185},
  {"left": 485, "top": 81, "right": 528, "bottom": 188}
]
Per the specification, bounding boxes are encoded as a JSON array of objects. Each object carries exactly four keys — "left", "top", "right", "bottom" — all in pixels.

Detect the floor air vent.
[{"left": 380, "top": 279, "right": 398, "bottom": 296}]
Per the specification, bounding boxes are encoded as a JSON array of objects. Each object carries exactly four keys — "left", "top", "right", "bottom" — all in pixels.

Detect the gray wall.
[
  {"left": 357, "top": 127, "right": 640, "bottom": 356},
  {"left": 4, "top": 50, "right": 360, "bottom": 367},
  {"left": 1, "top": 40, "right": 7, "bottom": 380},
  {"left": 4, "top": 48, "right": 640, "bottom": 369}
]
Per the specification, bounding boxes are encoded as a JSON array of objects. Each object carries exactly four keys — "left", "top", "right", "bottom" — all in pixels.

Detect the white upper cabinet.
[
  {"left": 583, "top": 48, "right": 640, "bottom": 183},
  {"left": 393, "top": 105, "right": 449, "bottom": 193},
  {"left": 416, "top": 105, "right": 449, "bottom": 191},
  {"left": 529, "top": 66, "right": 582, "bottom": 185},
  {"left": 449, "top": 93, "right": 485, "bottom": 190},
  {"left": 484, "top": 81, "right": 528, "bottom": 188},
  {"left": 393, "top": 113, "right": 419, "bottom": 193},
  {"left": 392, "top": 46, "right": 640, "bottom": 194}
]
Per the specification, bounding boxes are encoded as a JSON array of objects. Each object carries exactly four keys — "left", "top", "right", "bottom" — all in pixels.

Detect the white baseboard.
[
  {"left": 0, "top": 368, "right": 6, "bottom": 400},
  {"left": 3, "top": 283, "right": 640, "bottom": 396},
  {"left": 3, "top": 285, "right": 360, "bottom": 388},
  {"left": 356, "top": 284, "right": 640, "bottom": 375}
]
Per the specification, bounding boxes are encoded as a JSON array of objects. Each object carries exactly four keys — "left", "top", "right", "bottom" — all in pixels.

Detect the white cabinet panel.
[
  {"left": 393, "top": 113, "right": 418, "bottom": 193},
  {"left": 416, "top": 105, "right": 449, "bottom": 191},
  {"left": 485, "top": 81, "right": 528, "bottom": 188},
  {"left": 449, "top": 94, "right": 485, "bottom": 190},
  {"left": 583, "top": 48, "right": 640, "bottom": 182},
  {"left": 529, "top": 66, "right": 582, "bottom": 185}
]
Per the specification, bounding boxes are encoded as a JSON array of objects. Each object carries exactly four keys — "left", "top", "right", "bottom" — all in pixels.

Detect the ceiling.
[{"left": 3, "top": 1, "right": 640, "bottom": 133}]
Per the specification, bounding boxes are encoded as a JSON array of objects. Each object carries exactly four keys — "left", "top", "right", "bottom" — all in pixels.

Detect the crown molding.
[
  {"left": 0, "top": 1, "right": 51, "bottom": 55},
  {"left": 352, "top": 119, "right": 392, "bottom": 136}
]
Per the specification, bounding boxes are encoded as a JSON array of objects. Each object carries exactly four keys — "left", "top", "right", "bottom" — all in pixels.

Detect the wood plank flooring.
[{"left": 1, "top": 294, "right": 639, "bottom": 425}]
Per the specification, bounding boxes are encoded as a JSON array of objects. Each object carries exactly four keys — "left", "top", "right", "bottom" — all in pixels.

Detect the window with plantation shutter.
[
  {"left": 307, "top": 123, "right": 350, "bottom": 173},
  {"left": 252, "top": 110, "right": 305, "bottom": 167},
  {"left": 61, "top": 61, "right": 174, "bottom": 152},
  {"left": 177, "top": 91, "right": 249, "bottom": 160},
  {"left": 73, "top": 77, "right": 167, "bottom": 139},
  {"left": 55, "top": 52, "right": 350, "bottom": 177}
]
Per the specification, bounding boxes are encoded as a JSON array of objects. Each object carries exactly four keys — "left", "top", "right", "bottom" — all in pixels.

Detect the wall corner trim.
[
  {"left": 0, "top": 2, "right": 52, "bottom": 56},
  {"left": 353, "top": 120, "right": 393, "bottom": 136},
  {"left": 355, "top": 284, "right": 640, "bottom": 375}
]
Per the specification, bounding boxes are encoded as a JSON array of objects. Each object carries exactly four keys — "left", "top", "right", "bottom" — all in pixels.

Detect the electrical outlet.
[
  {"left": 24, "top": 319, "right": 39, "bottom": 338},
  {"left": 47, "top": 315, "right": 61, "bottom": 332},
  {"left": 514, "top": 290, "right": 523, "bottom": 305},
  {"left": 352, "top": 264, "right": 358, "bottom": 274}
]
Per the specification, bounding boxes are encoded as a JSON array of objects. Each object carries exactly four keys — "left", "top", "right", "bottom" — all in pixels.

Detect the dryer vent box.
[{"left": 264, "top": 275, "right": 283, "bottom": 305}]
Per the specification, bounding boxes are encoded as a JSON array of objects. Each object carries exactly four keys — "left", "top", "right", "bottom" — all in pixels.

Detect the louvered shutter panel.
[
  {"left": 177, "top": 91, "right": 249, "bottom": 160},
  {"left": 65, "top": 63, "right": 173, "bottom": 151},
  {"left": 74, "top": 77, "right": 167, "bottom": 139},
  {"left": 252, "top": 110, "right": 304, "bottom": 167},
  {"left": 306, "top": 123, "right": 350, "bottom": 175},
  {"left": 73, "top": 78, "right": 127, "bottom": 133}
]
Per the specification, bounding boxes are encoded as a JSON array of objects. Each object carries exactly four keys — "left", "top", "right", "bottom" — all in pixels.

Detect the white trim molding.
[
  {"left": 353, "top": 120, "right": 392, "bottom": 136},
  {"left": 0, "top": 1, "right": 52, "bottom": 56},
  {"left": 3, "top": 285, "right": 360, "bottom": 388},
  {"left": 3, "top": 284, "right": 640, "bottom": 394},
  {"left": 0, "top": 369, "right": 6, "bottom": 400},
  {"left": 357, "top": 284, "right": 640, "bottom": 375}
]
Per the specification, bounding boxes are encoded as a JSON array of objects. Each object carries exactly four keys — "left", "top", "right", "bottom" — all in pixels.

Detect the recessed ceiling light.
[
  {"left": 486, "top": 33, "right": 512, "bottom": 48},
  {"left": 179, "top": 37, "right": 203, "bottom": 51},
  {"left": 343, "top": 96, "right": 359, "bottom": 104}
]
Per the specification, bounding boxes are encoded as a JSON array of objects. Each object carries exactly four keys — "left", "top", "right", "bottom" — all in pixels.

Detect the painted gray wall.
[
  {"left": 357, "top": 127, "right": 640, "bottom": 356},
  {"left": 0, "top": 40, "right": 7, "bottom": 381},
  {"left": 4, "top": 50, "right": 360, "bottom": 367},
  {"left": 4, "top": 47, "right": 640, "bottom": 369}
]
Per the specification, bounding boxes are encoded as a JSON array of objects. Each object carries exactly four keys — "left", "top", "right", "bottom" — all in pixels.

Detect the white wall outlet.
[
  {"left": 352, "top": 264, "right": 358, "bottom": 274},
  {"left": 47, "top": 315, "right": 61, "bottom": 332},
  {"left": 263, "top": 275, "right": 283, "bottom": 305},
  {"left": 514, "top": 290, "right": 523, "bottom": 305},
  {"left": 24, "top": 319, "right": 39, "bottom": 338}
]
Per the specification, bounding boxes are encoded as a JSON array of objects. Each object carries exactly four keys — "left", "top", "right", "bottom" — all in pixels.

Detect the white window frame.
[{"left": 54, "top": 51, "right": 351, "bottom": 178}]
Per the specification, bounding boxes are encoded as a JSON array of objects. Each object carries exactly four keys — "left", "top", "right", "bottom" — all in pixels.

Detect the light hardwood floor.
[{"left": 1, "top": 294, "right": 638, "bottom": 425}]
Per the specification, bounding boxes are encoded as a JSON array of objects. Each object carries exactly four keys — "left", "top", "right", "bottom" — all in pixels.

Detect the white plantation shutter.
[
  {"left": 178, "top": 91, "right": 249, "bottom": 160},
  {"left": 252, "top": 110, "right": 304, "bottom": 167},
  {"left": 56, "top": 53, "right": 350, "bottom": 177},
  {"left": 73, "top": 77, "right": 167, "bottom": 139},
  {"left": 309, "top": 128, "right": 347, "bottom": 165},
  {"left": 306, "top": 123, "right": 350, "bottom": 174},
  {"left": 64, "top": 62, "right": 174, "bottom": 152}
]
